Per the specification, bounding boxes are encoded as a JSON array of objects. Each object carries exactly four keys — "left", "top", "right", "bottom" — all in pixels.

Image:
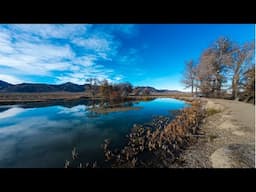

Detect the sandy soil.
[{"left": 173, "top": 98, "right": 255, "bottom": 168}]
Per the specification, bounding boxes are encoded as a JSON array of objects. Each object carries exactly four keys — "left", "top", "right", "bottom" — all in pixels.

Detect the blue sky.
[{"left": 0, "top": 24, "right": 254, "bottom": 91}]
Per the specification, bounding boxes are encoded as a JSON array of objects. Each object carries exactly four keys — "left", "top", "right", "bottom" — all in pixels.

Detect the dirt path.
[{"left": 173, "top": 98, "right": 255, "bottom": 168}]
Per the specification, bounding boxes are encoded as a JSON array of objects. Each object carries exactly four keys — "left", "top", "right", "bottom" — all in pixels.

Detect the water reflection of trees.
[
  {"left": 9, "top": 98, "right": 137, "bottom": 118},
  {"left": 85, "top": 100, "right": 101, "bottom": 118},
  {"left": 86, "top": 100, "right": 136, "bottom": 116}
]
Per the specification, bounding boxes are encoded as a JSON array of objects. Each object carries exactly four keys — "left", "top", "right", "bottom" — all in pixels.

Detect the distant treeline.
[
  {"left": 85, "top": 78, "right": 182, "bottom": 102},
  {"left": 182, "top": 37, "right": 255, "bottom": 103},
  {"left": 84, "top": 78, "right": 134, "bottom": 102}
]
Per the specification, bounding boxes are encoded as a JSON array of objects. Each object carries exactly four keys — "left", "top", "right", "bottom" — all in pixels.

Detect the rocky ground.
[{"left": 171, "top": 98, "right": 255, "bottom": 168}]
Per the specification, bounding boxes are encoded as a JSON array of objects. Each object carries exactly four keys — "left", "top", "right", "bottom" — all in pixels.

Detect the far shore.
[{"left": 0, "top": 92, "right": 191, "bottom": 105}]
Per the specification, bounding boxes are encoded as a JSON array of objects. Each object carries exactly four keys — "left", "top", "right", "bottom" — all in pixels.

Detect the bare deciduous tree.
[
  {"left": 229, "top": 41, "right": 255, "bottom": 99},
  {"left": 182, "top": 60, "right": 196, "bottom": 94},
  {"left": 86, "top": 78, "right": 99, "bottom": 98},
  {"left": 240, "top": 65, "right": 255, "bottom": 103},
  {"left": 182, "top": 36, "right": 255, "bottom": 102},
  {"left": 99, "top": 79, "right": 111, "bottom": 99},
  {"left": 196, "top": 37, "right": 234, "bottom": 97},
  {"left": 197, "top": 49, "right": 216, "bottom": 96},
  {"left": 210, "top": 37, "right": 234, "bottom": 96}
]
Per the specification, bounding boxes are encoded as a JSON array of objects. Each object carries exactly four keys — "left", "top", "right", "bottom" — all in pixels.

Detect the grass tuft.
[{"left": 206, "top": 108, "right": 221, "bottom": 116}]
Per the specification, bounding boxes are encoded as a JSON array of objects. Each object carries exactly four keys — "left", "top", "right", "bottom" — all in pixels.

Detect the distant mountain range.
[
  {"left": 0, "top": 80, "right": 13, "bottom": 90},
  {"left": 0, "top": 80, "right": 182, "bottom": 94},
  {"left": 132, "top": 86, "right": 182, "bottom": 95},
  {"left": 0, "top": 80, "right": 86, "bottom": 93}
]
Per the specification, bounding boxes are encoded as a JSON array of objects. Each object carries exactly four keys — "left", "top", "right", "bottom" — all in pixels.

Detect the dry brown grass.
[{"left": 0, "top": 92, "right": 95, "bottom": 104}]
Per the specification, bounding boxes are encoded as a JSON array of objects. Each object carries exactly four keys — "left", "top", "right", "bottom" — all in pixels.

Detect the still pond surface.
[{"left": 0, "top": 98, "right": 189, "bottom": 167}]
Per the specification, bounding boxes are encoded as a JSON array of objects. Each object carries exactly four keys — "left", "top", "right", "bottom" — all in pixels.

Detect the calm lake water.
[{"left": 0, "top": 98, "right": 189, "bottom": 168}]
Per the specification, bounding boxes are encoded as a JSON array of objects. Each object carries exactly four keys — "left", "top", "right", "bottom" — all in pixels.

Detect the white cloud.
[
  {"left": 0, "top": 55, "right": 73, "bottom": 76},
  {"left": 0, "top": 31, "right": 14, "bottom": 53},
  {"left": 0, "top": 32, "right": 75, "bottom": 75},
  {"left": 11, "top": 24, "right": 91, "bottom": 39},
  {"left": 16, "top": 42, "right": 74, "bottom": 59},
  {"left": 73, "top": 36, "right": 109, "bottom": 51},
  {"left": 72, "top": 34, "right": 119, "bottom": 60},
  {"left": 0, "top": 24, "right": 137, "bottom": 84},
  {"left": 0, "top": 74, "right": 23, "bottom": 84},
  {"left": 56, "top": 65, "right": 113, "bottom": 85},
  {"left": 58, "top": 105, "right": 87, "bottom": 116},
  {"left": 73, "top": 55, "right": 96, "bottom": 67}
]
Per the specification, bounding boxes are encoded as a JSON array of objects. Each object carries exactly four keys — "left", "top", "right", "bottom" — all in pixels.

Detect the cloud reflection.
[
  {"left": 0, "top": 107, "right": 26, "bottom": 119},
  {"left": 57, "top": 105, "right": 87, "bottom": 117}
]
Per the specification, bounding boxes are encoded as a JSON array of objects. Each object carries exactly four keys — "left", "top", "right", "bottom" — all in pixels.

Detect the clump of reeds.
[{"left": 64, "top": 147, "right": 98, "bottom": 168}]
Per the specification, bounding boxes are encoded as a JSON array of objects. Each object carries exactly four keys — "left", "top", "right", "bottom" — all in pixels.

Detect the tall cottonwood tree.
[
  {"left": 197, "top": 49, "right": 215, "bottom": 96},
  {"left": 182, "top": 60, "right": 196, "bottom": 94},
  {"left": 229, "top": 41, "right": 255, "bottom": 99},
  {"left": 210, "top": 37, "right": 234, "bottom": 96},
  {"left": 196, "top": 37, "right": 234, "bottom": 96}
]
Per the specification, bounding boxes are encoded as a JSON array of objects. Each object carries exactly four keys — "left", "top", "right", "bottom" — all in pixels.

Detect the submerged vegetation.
[{"left": 65, "top": 99, "right": 206, "bottom": 168}]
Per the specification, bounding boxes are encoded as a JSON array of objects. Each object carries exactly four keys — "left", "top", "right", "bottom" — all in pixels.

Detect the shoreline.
[{"left": 0, "top": 93, "right": 188, "bottom": 105}]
